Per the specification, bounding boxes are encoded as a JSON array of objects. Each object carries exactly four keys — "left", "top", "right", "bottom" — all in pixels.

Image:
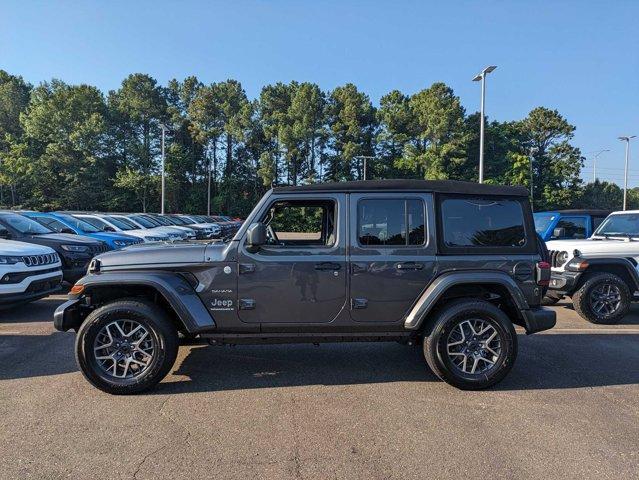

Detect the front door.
[
  {"left": 237, "top": 193, "right": 347, "bottom": 324},
  {"left": 349, "top": 193, "right": 437, "bottom": 323}
]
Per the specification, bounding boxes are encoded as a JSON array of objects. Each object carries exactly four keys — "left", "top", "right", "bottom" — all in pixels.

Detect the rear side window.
[
  {"left": 441, "top": 197, "right": 526, "bottom": 249},
  {"left": 358, "top": 199, "right": 425, "bottom": 246}
]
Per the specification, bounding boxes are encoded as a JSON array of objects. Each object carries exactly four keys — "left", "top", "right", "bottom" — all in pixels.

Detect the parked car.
[
  {"left": 22, "top": 212, "right": 143, "bottom": 250},
  {"left": 109, "top": 214, "right": 188, "bottom": 241},
  {"left": 169, "top": 214, "right": 222, "bottom": 238},
  {"left": 0, "top": 239, "right": 63, "bottom": 307},
  {"left": 0, "top": 212, "right": 109, "bottom": 283},
  {"left": 546, "top": 209, "right": 639, "bottom": 323},
  {"left": 138, "top": 214, "right": 199, "bottom": 239},
  {"left": 55, "top": 179, "right": 555, "bottom": 394},
  {"left": 534, "top": 209, "right": 611, "bottom": 241},
  {"left": 71, "top": 214, "right": 170, "bottom": 243},
  {"left": 151, "top": 214, "right": 210, "bottom": 239}
]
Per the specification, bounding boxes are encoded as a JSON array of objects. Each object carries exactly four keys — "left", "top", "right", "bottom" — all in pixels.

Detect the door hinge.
[
  {"left": 239, "top": 298, "right": 256, "bottom": 310},
  {"left": 351, "top": 298, "right": 368, "bottom": 309},
  {"left": 239, "top": 263, "right": 255, "bottom": 274}
]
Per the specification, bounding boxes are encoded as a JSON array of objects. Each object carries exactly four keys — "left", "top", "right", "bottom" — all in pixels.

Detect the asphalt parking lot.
[{"left": 1, "top": 297, "right": 638, "bottom": 480}]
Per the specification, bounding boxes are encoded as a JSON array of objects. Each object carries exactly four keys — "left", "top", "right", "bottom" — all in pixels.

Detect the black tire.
[
  {"left": 541, "top": 293, "right": 562, "bottom": 306},
  {"left": 75, "top": 298, "right": 179, "bottom": 394},
  {"left": 572, "top": 273, "right": 630, "bottom": 324},
  {"left": 423, "top": 299, "right": 517, "bottom": 390}
]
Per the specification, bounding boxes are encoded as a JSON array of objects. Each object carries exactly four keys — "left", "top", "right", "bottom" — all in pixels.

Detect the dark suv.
[
  {"left": 0, "top": 212, "right": 110, "bottom": 283},
  {"left": 54, "top": 180, "right": 555, "bottom": 394}
]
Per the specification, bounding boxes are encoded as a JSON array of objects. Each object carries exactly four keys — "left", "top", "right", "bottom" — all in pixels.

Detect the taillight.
[{"left": 536, "top": 261, "right": 551, "bottom": 286}]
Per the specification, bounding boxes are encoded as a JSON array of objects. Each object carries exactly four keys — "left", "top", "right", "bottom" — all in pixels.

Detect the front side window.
[
  {"left": 34, "top": 217, "right": 69, "bottom": 232},
  {"left": 552, "top": 217, "right": 587, "bottom": 239},
  {"left": 263, "top": 200, "right": 336, "bottom": 246},
  {"left": 358, "top": 199, "right": 425, "bottom": 246},
  {"left": 441, "top": 198, "right": 526, "bottom": 248},
  {"left": 57, "top": 214, "right": 101, "bottom": 233}
]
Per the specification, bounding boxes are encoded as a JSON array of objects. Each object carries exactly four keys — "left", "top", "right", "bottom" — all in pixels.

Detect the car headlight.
[
  {"left": 61, "top": 244, "right": 90, "bottom": 253},
  {"left": 556, "top": 251, "right": 569, "bottom": 267},
  {"left": 0, "top": 255, "right": 23, "bottom": 264},
  {"left": 113, "top": 240, "right": 127, "bottom": 247},
  {"left": 145, "top": 236, "right": 164, "bottom": 242}
]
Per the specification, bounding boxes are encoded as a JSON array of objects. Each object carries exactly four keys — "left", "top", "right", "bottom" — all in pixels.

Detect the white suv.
[
  {"left": 0, "top": 239, "right": 63, "bottom": 307},
  {"left": 546, "top": 210, "right": 639, "bottom": 323}
]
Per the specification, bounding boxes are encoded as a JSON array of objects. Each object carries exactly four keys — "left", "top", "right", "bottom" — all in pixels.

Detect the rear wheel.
[
  {"left": 75, "top": 299, "right": 179, "bottom": 394},
  {"left": 424, "top": 299, "right": 517, "bottom": 390},
  {"left": 573, "top": 273, "right": 630, "bottom": 324}
]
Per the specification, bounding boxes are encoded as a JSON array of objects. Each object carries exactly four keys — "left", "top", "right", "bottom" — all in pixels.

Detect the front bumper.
[
  {"left": 53, "top": 298, "right": 86, "bottom": 331},
  {"left": 522, "top": 307, "right": 556, "bottom": 334},
  {"left": 0, "top": 276, "right": 63, "bottom": 307},
  {"left": 548, "top": 271, "right": 582, "bottom": 295}
]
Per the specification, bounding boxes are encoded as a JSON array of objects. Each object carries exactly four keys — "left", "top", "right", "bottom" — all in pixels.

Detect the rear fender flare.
[{"left": 404, "top": 271, "right": 530, "bottom": 330}]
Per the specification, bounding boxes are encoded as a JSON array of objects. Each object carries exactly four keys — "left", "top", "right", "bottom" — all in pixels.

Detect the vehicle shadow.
[
  {"left": 0, "top": 332, "right": 77, "bottom": 380},
  {"left": 153, "top": 333, "right": 639, "bottom": 395},
  {"left": 0, "top": 296, "right": 67, "bottom": 324},
  {"left": 554, "top": 300, "right": 639, "bottom": 325}
]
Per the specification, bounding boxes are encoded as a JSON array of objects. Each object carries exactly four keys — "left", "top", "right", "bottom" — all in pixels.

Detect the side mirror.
[
  {"left": 61, "top": 228, "right": 76, "bottom": 235},
  {"left": 246, "top": 223, "right": 267, "bottom": 251},
  {"left": 0, "top": 227, "right": 10, "bottom": 239},
  {"left": 553, "top": 227, "right": 566, "bottom": 238}
]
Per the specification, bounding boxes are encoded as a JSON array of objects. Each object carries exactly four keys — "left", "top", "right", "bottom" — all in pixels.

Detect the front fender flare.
[
  {"left": 74, "top": 271, "right": 215, "bottom": 333},
  {"left": 403, "top": 271, "right": 530, "bottom": 330}
]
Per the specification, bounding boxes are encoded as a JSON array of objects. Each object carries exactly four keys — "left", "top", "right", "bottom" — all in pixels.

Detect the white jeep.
[
  {"left": 546, "top": 210, "right": 639, "bottom": 323},
  {"left": 0, "top": 239, "right": 63, "bottom": 308}
]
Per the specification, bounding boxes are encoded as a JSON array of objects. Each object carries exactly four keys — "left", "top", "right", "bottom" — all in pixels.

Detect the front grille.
[
  {"left": 21, "top": 253, "right": 60, "bottom": 267},
  {"left": 549, "top": 250, "right": 560, "bottom": 268},
  {"left": 89, "top": 244, "right": 110, "bottom": 255}
]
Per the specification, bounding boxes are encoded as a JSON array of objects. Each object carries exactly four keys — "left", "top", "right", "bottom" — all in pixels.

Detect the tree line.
[{"left": 0, "top": 69, "right": 635, "bottom": 216}]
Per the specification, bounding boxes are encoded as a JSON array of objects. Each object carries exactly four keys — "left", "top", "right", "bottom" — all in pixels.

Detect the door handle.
[
  {"left": 315, "top": 262, "right": 342, "bottom": 271},
  {"left": 396, "top": 262, "right": 424, "bottom": 271}
]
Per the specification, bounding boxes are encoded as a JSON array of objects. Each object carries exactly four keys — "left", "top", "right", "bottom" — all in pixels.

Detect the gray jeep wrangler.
[{"left": 54, "top": 179, "right": 555, "bottom": 394}]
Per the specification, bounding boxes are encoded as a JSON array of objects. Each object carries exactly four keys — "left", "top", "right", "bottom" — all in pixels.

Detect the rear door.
[{"left": 349, "top": 192, "right": 437, "bottom": 323}]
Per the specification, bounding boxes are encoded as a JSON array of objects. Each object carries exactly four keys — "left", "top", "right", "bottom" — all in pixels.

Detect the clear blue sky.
[{"left": 2, "top": 1, "right": 638, "bottom": 185}]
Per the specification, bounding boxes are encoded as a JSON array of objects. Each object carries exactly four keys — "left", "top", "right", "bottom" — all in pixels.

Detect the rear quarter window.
[{"left": 439, "top": 196, "right": 531, "bottom": 254}]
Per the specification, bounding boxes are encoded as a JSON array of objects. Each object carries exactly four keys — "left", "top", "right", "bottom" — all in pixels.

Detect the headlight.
[
  {"left": 61, "top": 244, "right": 90, "bottom": 253},
  {"left": 113, "top": 240, "right": 127, "bottom": 247},
  {"left": 556, "top": 251, "right": 569, "bottom": 266},
  {"left": 0, "top": 255, "right": 23, "bottom": 264},
  {"left": 145, "top": 236, "right": 164, "bottom": 242}
]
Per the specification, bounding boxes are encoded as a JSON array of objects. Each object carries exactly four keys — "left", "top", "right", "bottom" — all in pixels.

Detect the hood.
[
  {"left": 546, "top": 238, "right": 639, "bottom": 256},
  {"left": 0, "top": 239, "right": 56, "bottom": 256},
  {"left": 96, "top": 242, "right": 209, "bottom": 268},
  {"left": 25, "top": 233, "right": 103, "bottom": 245},
  {"left": 89, "top": 232, "right": 139, "bottom": 243}
]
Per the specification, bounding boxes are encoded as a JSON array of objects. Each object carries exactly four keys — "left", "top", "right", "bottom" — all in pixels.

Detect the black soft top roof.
[{"left": 273, "top": 179, "right": 529, "bottom": 197}]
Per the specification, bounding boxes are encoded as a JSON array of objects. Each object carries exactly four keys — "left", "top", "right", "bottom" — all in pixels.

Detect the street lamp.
[
  {"left": 589, "top": 149, "right": 610, "bottom": 182},
  {"left": 354, "top": 156, "right": 376, "bottom": 180},
  {"left": 159, "top": 123, "right": 170, "bottom": 215},
  {"left": 472, "top": 65, "right": 497, "bottom": 184},
  {"left": 619, "top": 136, "right": 636, "bottom": 210}
]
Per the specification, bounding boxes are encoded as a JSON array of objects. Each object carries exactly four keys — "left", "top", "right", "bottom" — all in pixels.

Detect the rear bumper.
[{"left": 522, "top": 307, "right": 556, "bottom": 334}]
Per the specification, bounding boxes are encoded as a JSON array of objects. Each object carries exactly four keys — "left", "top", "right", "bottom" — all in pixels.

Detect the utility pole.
[
  {"left": 472, "top": 65, "right": 497, "bottom": 183},
  {"left": 619, "top": 136, "right": 636, "bottom": 210},
  {"left": 354, "top": 156, "right": 376, "bottom": 180},
  {"left": 159, "top": 123, "right": 170, "bottom": 215}
]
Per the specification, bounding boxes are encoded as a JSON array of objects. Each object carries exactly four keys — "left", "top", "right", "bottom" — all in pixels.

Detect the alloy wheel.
[
  {"left": 446, "top": 319, "right": 502, "bottom": 375},
  {"left": 93, "top": 320, "right": 155, "bottom": 379},
  {"left": 590, "top": 283, "right": 622, "bottom": 317}
]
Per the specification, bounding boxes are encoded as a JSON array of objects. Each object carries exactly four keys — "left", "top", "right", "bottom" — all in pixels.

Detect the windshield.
[
  {"left": 56, "top": 214, "right": 101, "bottom": 233},
  {"left": 128, "top": 215, "right": 156, "bottom": 228},
  {"left": 103, "top": 216, "right": 135, "bottom": 231},
  {"left": 149, "top": 215, "right": 170, "bottom": 226},
  {"left": 1, "top": 213, "right": 53, "bottom": 235},
  {"left": 594, "top": 214, "right": 639, "bottom": 237},
  {"left": 534, "top": 213, "right": 556, "bottom": 234}
]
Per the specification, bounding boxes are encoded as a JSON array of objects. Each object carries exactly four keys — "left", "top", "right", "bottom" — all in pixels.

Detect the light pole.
[
  {"left": 354, "top": 156, "right": 376, "bottom": 180},
  {"left": 589, "top": 149, "right": 610, "bottom": 182},
  {"left": 619, "top": 136, "right": 636, "bottom": 210},
  {"left": 159, "top": 123, "right": 170, "bottom": 215},
  {"left": 472, "top": 65, "right": 497, "bottom": 183}
]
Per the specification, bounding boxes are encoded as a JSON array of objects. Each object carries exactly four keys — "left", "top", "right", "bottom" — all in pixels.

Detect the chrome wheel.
[
  {"left": 446, "top": 319, "right": 502, "bottom": 375},
  {"left": 93, "top": 320, "right": 155, "bottom": 379},
  {"left": 590, "top": 283, "right": 622, "bottom": 317}
]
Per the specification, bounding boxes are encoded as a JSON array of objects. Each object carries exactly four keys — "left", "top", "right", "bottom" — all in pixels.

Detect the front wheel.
[
  {"left": 424, "top": 299, "right": 517, "bottom": 390},
  {"left": 75, "top": 298, "right": 179, "bottom": 394},
  {"left": 572, "top": 273, "right": 630, "bottom": 324}
]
